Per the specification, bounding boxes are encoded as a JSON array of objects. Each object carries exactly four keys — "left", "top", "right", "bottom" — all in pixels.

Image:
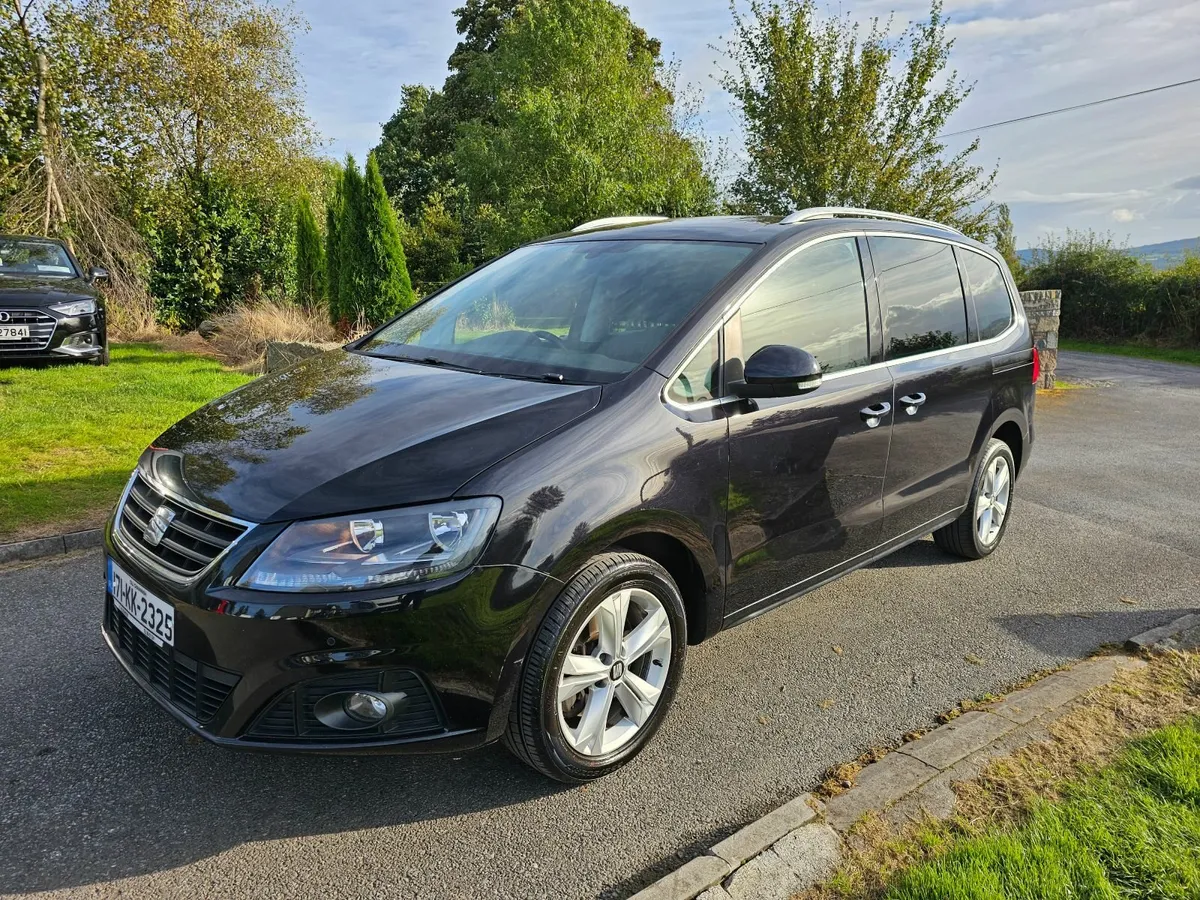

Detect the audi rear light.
[{"left": 1032, "top": 346, "right": 1041, "bottom": 385}]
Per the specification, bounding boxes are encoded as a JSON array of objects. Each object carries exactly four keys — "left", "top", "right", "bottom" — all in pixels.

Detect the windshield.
[
  {"left": 360, "top": 239, "right": 755, "bottom": 383},
  {"left": 0, "top": 238, "right": 77, "bottom": 278}
]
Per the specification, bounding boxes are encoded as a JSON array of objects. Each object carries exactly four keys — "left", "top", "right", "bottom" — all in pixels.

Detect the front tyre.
[
  {"left": 504, "top": 552, "right": 686, "bottom": 782},
  {"left": 933, "top": 437, "right": 1016, "bottom": 559}
]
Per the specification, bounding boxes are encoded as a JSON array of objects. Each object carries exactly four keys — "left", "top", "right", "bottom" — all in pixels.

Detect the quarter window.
[
  {"left": 738, "top": 238, "right": 870, "bottom": 375},
  {"left": 668, "top": 332, "right": 720, "bottom": 404},
  {"left": 870, "top": 237, "right": 968, "bottom": 360},
  {"left": 961, "top": 251, "right": 1014, "bottom": 340}
]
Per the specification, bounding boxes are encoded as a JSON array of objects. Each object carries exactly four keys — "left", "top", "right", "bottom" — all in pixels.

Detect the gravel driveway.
[{"left": 2, "top": 350, "right": 1198, "bottom": 900}]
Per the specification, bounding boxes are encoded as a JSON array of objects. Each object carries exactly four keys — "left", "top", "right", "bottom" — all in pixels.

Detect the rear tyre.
[
  {"left": 503, "top": 552, "right": 686, "bottom": 782},
  {"left": 933, "top": 438, "right": 1016, "bottom": 560}
]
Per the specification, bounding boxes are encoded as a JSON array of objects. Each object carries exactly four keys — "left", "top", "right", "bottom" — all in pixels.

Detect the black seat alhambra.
[{"left": 103, "top": 209, "right": 1036, "bottom": 781}]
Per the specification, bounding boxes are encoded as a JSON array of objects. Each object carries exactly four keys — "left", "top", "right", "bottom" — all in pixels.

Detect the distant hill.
[{"left": 1018, "top": 236, "right": 1200, "bottom": 270}]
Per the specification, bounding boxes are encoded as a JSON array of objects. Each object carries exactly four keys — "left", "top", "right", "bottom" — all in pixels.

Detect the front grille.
[
  {"left": 117, "top": 473, "right": 247, "bottom": 577},
  {"left": 246, "top": 669, "right": 445, "bottom": 743},
  {"left": 0, "top": 309, "right": 55, "bottom": 352},
  {"left": 106, "top": 597, "right": 240, "bottom": 723}
]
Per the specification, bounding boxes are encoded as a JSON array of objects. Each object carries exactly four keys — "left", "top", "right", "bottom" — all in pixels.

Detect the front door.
[
  {"left": 723, "top": 236, "right": 894, "bottom": 622},
  {"left": 866, "top": 235, "right": 995, "bottom": 540}
]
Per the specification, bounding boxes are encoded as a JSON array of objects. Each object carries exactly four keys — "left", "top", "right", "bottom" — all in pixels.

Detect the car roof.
[{"left": 540, "top": 214, "right": 998, "bottom": 258}]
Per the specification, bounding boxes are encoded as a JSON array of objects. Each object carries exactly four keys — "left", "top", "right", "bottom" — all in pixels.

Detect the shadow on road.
[
  {"left": 994, "top": 609, "right": 1198, "bottom": 658},
  {"left": 0, "top": 662, "right": 568, "bottom": 894},
  {"left": 865, "top": 536, "right": 973, "bottom": 569}
]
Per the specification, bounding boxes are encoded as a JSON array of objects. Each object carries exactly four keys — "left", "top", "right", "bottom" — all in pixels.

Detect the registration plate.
[
  {"left": 0, "top": 325, "right": 30, "bottom": 340},
  {"left": 108, "top": 558, "right": 175, "bottom": 647}
]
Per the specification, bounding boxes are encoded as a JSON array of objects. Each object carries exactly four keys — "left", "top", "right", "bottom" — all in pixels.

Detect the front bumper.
[
  {"left": 102, "top": 525, "right": 556, "bottom": 754},
  {"left": 0, "top": 309, "right": 105, "bottom": 362}
]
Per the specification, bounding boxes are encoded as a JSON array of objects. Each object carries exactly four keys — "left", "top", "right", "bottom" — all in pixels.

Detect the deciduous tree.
[{"left": 722, "top": 0, "right": 996, "bottom": 238}]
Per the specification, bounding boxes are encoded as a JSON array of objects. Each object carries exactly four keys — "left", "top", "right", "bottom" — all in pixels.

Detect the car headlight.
[
  {"left": 50, "top": 299, "right": 96, "bottom": 316},
  {"left": 238, "top": 498, "right": 502, "bottom": 592}
]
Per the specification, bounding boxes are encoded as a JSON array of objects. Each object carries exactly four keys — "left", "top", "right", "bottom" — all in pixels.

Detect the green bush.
[
  {"left": 1020, "top": 231, "right": 1200, "bottom": 345},
  {"left": 148, "top": 173, "right": 295, "bottom": 330}
]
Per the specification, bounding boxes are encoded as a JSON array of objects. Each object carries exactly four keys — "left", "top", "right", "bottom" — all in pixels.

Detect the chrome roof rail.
[
  {"left": 571, "top": 215, "right": 669, "bottom": 233},
  {"left": 779, "top": 206, "right": 963, "bottom": 236}
]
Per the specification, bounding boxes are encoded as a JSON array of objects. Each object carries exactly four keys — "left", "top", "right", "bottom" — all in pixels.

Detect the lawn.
[
  {"left": 884, "top": 718, "right": 1200, "bottom": 899},
  {"left": 1060, "top": 338, "right": 1200, "bottom": 366},
  {"left": 1, "top": 343, "right": 254, "bottom": 540}
]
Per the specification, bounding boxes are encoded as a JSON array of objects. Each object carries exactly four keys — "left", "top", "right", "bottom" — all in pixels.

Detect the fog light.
[
  {"left": 344, "top": 691, "right": 389, "bottom": 723},
  {"left": 62, "top": 333, "right": 95, "bottom": 348},
  {"left": 312, "top": 689, "right": 408, "bottom": 731}
]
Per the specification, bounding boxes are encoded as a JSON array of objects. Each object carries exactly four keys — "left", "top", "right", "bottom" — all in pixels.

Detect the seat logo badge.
[
  {"left": 610, "top": 660, "right": 626, "bottom": 681},
  {"left": 144, "top": 505, "right": 176, "bottom": 547}
]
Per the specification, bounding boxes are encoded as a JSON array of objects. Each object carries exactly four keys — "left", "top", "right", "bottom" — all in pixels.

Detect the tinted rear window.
[
  {"left": 961, "top": 250, "right": 1014, "bottom": 340},
  {"left": 362, "top": 240, "right": 755, "bottom": 383},
  {"left": 869, "top": 236, "right": 968, "bottom": 360}
]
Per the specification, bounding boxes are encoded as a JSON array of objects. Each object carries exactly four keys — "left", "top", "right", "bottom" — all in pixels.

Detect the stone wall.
[{"left": 1020, "top": 289, "right": 1061, "bottom": 389}]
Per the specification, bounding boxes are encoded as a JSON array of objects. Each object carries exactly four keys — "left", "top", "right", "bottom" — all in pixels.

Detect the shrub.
[{"left": 1021, "top": 231, "right": 1200, "bottom": 345}]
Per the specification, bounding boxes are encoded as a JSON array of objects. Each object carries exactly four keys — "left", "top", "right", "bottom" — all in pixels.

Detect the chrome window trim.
[
  {"left": 661, "top": 230, "right": 1024, "bottom": 411},
  {"left": 111, "top": 470, "right": 257, "bottom": 587}
]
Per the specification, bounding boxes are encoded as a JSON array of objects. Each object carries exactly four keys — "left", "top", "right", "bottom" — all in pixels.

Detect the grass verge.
[
  {"left": 0, "top": 343, "right": 253, "bottom": 540},
  {"left": 1060, "top": 339, "right": 1200, "bottom": 366},
  {"left": 803, "top": 651, "right": 1200, "bottom": 899}
]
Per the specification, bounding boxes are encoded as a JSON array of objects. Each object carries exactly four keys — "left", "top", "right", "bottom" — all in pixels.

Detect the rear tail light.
[{"left": 1032, "top": 346, "right": 1041, "bottom": 385}]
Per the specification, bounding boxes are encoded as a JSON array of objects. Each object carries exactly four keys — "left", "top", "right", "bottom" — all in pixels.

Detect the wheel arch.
[{"left": 988, "top": 409, "right": 1028, "bottom": 475}]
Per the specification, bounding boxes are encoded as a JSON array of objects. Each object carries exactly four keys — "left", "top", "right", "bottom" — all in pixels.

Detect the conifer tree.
[
  {"left": 359, "top": 152, "right": 415, "bottom": 324},
  {"left": 294, "top": 190, "right": 325, "bottom": 306}
]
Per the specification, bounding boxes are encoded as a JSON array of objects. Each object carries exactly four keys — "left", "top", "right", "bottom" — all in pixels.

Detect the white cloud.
[{"left": 1111, "top": 208, "right": 1140, "bottom": 222}]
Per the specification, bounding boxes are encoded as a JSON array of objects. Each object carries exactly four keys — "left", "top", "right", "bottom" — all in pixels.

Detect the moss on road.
[{"left": 1, "top": 343, "right": 253, "bottom": 540}]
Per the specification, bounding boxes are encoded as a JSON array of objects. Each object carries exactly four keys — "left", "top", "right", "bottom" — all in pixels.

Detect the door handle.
[
  {"left": 859, "top": 401, "right": 891, "bottom": 428},
  {"left": 899, "top": 392, "right": 926, "bottom": 415}
]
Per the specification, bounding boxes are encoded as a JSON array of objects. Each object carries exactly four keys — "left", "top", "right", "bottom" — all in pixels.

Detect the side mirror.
[
  {"left": 87, "top": 266, "right": 109, "bottom": 283},
  {"left": 730, "top": 344, "right": 823, "bottom": 399}
]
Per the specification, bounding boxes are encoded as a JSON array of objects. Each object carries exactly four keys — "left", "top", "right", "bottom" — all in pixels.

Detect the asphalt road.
[{"left": 2, "top": 351, "right": 1199, "bottom": 900}]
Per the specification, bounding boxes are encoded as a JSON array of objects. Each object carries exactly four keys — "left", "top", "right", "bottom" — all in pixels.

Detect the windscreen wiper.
[{"left": 408, "top": 355, "right": 484, "bottom": 374}]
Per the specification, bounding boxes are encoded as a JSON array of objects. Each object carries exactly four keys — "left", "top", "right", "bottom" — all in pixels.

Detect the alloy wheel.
[
  {"left": 975, "top": 455, "right": 1011, "bottom": 546},
  {"left": 556, "top": 587, "right": 672, "bottom": 757}
]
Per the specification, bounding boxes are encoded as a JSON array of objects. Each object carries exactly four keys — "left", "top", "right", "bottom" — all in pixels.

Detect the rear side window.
[
  {"left": 738, "top": 237, "right": 870, "bottom": 374},
  {"left": 961, "top": 250, "right": 1015, "bottom": 340},
  {"left": 870, "top": 237, "right": 968, "bottom": 360}
]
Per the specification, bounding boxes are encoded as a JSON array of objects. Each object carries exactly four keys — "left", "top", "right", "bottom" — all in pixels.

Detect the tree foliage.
[
  {"left": 325, "top": 154, "right": 414, "bottom": 328},
  {"left": 373, "top": 0, "right": 715, "bottom": 288},
  {"left": 294, "top": 190, "right": 324, "bottom": 306},
  {"left": 991, "top": 203, "right": 1021, "bottom": 275},
  {"left": 722, "top": 0, "right": 996, "bottom": 238},
  {"left": 1, "top": 0, "right": 319, "bottom": 333},
  {"left": 453, "top": 0, "right": 716, "bottom": 255},
  {"left": 359, "top": 152, "right": 415, "bottom": 325}
]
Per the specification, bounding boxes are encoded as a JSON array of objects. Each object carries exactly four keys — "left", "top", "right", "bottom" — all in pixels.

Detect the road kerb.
[
  {"left": 1126, "top": 611, "right": 1200, "bottom": 654},
  {"left": 625, "top": 651, "right": 1149, "bottom": 900},
  {"left": 0, "top": 529, "right": 102, "bottom": 566}
]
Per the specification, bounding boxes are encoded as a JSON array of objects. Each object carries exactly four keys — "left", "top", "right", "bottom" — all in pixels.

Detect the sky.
[{"left": 292, "top": 0, "right": 1200, "bottom": 249}]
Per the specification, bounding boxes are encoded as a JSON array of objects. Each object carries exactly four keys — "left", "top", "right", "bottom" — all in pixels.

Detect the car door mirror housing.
[
  {"left": 730, "top": 344, "right": 823, "bottom": 399},
  {"left": 87, "top": 266, "right": 110, "bottom": 283}
]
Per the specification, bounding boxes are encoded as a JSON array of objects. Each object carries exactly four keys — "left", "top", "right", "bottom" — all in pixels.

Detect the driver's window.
[{"left": 738, "top": 238, "right": 870, "bottom": 375}]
